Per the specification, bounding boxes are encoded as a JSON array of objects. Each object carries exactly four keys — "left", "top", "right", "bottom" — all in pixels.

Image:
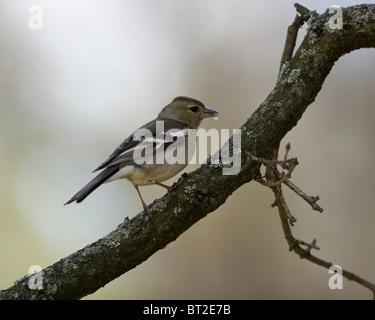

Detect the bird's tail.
[{"left": 64, "top": 166, "right": 119, "bottom": 205}]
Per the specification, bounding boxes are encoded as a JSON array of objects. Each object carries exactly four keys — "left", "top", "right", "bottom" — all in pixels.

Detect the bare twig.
[
  {"left": 250, "top": 143, "right": 299, "bottom": 188},
  {"left": 250, "top": 144, "right": 298, "bottom": 225},
  {"left": 283, "top": 142, "right": 291, "bottom": 162},
  {"left": 249, "top": 155, "right": 297, "bottom": 171},
  {"left": 255, "top": 160, "right": 298, "bottom": 187},
  {"left": 251, "top": 141, "right": 322, "bottom": 214},
  {"left": 295, "top": 239, "right": 319, "bottom": 251},
  {"left": 283, "top": 179, "right": 323, "bottom": 213},
  {"left": 294, "top": 3, "right": 311, "bottom": 19},
  {"left": 252, "top": 137, "right": 375, "bottom": 295},
  {"left": 274, "top": 185, "right": 297, "bottom": 225},
  {"left": 272, "top": 185, "right": 375, "bottom": 296},
  {"left": 279, "top": 4, "right": 311, "bottom": 71},
  {"left": 280, "top": 14, "right": 304, "bottom": 71}
]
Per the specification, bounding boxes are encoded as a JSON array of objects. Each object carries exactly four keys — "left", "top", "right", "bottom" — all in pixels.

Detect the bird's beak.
[{"left": 200, "top": 107, "right": 219, "bottom": 120}]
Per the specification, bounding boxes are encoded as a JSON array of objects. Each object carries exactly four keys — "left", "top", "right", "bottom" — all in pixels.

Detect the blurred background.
[{"left": 0, "top": 0, "right": 374, "bottom": 299}]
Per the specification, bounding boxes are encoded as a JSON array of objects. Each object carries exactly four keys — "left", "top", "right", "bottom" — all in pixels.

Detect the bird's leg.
[
  {"left": 154, "top": 181, "right": 175, "bottom": 204},
  {"left": 133, "top": 185, "right": 152, "bottom": 217}
]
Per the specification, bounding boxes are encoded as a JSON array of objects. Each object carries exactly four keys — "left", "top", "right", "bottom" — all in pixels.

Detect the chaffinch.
[{"left": 64, "top": 96, "right": 218, "bottom": 216}]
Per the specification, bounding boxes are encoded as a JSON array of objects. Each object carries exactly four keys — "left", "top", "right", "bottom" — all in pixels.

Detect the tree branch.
[
  {"left": 251, "top": 141, "right": 375, "bottom": 295},
  {"left": 1, "top": 3, "right": 375, "bottom": 299},
  {"left": 271, "top": 184, "right": 375, "bottom": 294},
  {"left": 279, "top": 3, "right": 310, "bottom": 71}
]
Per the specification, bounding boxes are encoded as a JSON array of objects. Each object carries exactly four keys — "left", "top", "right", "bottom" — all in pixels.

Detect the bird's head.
[{"left": 158, "top": 96, "right": 218, "bottom": 128}]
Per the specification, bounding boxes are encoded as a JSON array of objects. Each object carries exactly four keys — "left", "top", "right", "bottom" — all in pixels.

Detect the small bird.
[{"left": 64, "top": 96, "right": 218, "bottom": 216}]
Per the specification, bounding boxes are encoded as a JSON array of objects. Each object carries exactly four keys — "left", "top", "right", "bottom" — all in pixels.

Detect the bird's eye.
[{"left": 190, "top": 106, "right": 198, "bottom": 112}]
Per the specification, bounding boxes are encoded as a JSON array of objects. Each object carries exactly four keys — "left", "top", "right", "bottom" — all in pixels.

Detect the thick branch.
[{"left": 1, "top": 4, "right": 375, "bottom": 299}]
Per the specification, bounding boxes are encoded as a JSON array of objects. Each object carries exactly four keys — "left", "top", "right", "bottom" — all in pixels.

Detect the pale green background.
[{"left": 1, "top": 0, "right": 374, "bottom": 299}]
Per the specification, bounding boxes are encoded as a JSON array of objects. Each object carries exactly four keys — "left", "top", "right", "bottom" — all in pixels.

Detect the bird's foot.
[
  {"left": 154, "top": 181, "right": 177, "bottom": 204},
  {"left": 142, "top": 203, "right": 153, "bottom": 217},
  {"left": 165, "top": 182, "right": 179, "bottom": 204}
]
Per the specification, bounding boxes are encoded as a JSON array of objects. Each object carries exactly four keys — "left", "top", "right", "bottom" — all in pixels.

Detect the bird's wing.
[
  {"left": 102, "top": 131, "right": 185, "bottom": 168},
  {"left": 92, "top": 135, "right": 139, "bottom": 172},
  {"left": 93, "top": 124, "right": 189, "bottom": 171}
]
